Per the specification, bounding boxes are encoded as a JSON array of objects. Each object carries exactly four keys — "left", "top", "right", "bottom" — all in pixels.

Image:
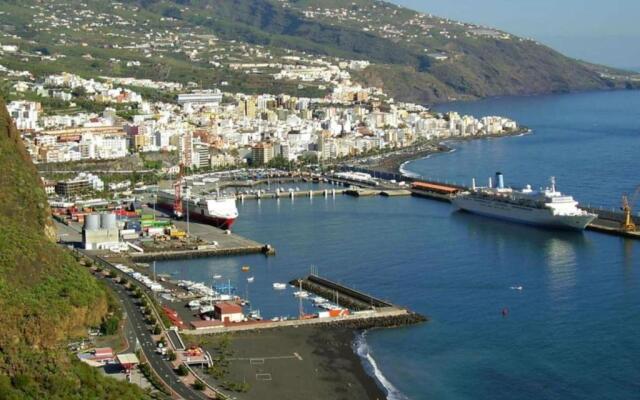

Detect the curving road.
[{"left": 89, "top": 254, "right": 209, "bottom": 400}]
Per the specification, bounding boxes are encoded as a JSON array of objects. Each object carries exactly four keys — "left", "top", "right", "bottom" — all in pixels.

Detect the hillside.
[
  {"left": 0, "top": 0, "right": 636, "bottom": 104},
  {"left": 0, "top": 101, "right": 146, "bottom": 398}
]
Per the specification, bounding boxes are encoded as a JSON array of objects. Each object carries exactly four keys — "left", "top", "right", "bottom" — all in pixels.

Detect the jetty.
[{"left": 185, "top": 274, "right": 426, "bottom": 335}]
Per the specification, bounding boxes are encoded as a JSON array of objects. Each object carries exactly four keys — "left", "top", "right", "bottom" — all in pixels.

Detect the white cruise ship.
[
  {"left": 452, "top": 173, "right": 597, "bottom": 230},
  {"left": 156, "top": 190, "right": 238, "bottom": 230}
]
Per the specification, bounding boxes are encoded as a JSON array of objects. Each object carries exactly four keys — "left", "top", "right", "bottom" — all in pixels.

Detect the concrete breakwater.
[
  {"left": 129, "top": 244, "right": 275, "bottom": 261},
  {"left": 185, "top": 308, "right": 426, "bottom": 335},
  {"left": 290, "top": 274, "right": 394, "bottom": 311}
]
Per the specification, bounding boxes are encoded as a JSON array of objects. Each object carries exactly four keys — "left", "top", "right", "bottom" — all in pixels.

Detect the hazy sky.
[{"left": 390, "top": 0, "right": 640, "bottom": 70}]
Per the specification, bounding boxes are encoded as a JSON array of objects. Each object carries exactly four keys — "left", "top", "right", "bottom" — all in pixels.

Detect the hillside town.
[{"left": 8, "top": 70, "right": 518, "bottom": 176}]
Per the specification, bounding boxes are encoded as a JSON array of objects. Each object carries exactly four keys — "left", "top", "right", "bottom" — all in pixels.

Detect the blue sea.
[{"left": 157, "top": 90, "right": 640, "bottom": 400}]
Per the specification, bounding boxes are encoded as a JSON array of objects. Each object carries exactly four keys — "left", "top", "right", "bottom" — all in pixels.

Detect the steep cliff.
[{"left": 0, "top": 100, "right": 145, "bottom": 398}]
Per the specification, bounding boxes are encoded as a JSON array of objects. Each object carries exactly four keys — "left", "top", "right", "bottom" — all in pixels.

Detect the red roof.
[
  {"left": 214, "top": 302, "right": 242, "bottom": 314},
  {"left": 412, "top": 181, "right": 460, "bottom": 194},
  {"left": 94, "top": 347, "right": 113, "bottom": 356}
]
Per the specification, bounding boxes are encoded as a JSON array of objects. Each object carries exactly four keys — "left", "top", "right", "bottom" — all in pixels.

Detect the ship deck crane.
[{"left": 621, "top": 186, "right": 640, "bottom": 232}]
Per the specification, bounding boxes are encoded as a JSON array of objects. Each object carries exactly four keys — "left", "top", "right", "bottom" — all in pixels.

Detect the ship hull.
[
  {"left": 452, "top": 196, "right": 596, "bottom": 230},
  {"left": 185, "top": 211, "right": 236, "bottom": 230},
  {"left": 155, "top": 191, "right": 238, "bottom": 230}
]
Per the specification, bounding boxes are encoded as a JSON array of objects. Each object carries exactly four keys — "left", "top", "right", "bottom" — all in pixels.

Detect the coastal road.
[{"left": 87, "top": 254, "right": 209, "bottom": 400}]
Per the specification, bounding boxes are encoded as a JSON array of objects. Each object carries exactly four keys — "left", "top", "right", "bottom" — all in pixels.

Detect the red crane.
[{"left": 173, "top": 163, "right": 184, "bottom": 218}]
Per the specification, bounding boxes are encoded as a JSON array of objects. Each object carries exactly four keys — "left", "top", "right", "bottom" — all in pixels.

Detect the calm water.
[
  {"left": 407, "top": 90, "right": 640, "bottom": 208},
  {"left": 158, "top": 90, "right": 640, "bottom": 400}
]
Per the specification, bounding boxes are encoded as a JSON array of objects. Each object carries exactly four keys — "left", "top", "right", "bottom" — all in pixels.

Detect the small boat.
[
  {"left": 293, "top": 290, "right": 309, "bottom": 298},
  {"left": 247, "top": 276, "right": 255, "bottom": 283},
  {"left": 312, "top": 296, "right": 327, "bottom": 304},
  {"left": 510, "top": 286, "right": 523, "bottom": 291},
  {"left": 213, "top": 274, "right": 222, "bottom": 279},
  {"left": 249, "top": 310, "right": 262, "bottom": 320},
  {"left": 272, "top": 282, "right": 287, "bottom": 290},
  {"left": 241, "top": 265, "right": 250, "bottom": 272},
  {"left": 200, "top": 305, "right": 215, "bottom": 314}
]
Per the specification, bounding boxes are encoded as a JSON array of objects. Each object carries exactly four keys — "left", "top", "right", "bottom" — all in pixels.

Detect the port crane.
[
  {"left": 621, "top": 186, "right": 640, "bottom": 232},
  {"left": 173, "top": 163, "right": 185, "bottom": 218}
]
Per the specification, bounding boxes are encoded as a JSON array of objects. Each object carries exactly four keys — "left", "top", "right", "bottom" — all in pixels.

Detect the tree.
[
  {"left": 176, "top": 364, "right": 189, "bottom": 376},
  {"left": 162, "top": 6, "right": 182, "bottom": 20},
  {"left": 72, "top": 86, "right": 87, "bottom": 98},
  {"left": 100, "top": 315, "right": 120, "bottom": 335},
  {"left": 192, "top": 380, "right": 205, "bottom": 391}
]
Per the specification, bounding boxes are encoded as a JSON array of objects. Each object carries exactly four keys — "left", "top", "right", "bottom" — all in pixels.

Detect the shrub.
[
  {"left": 192, "top": 380, "right": 205, "bottom": 391},
  {"left": 176, "top": 364, "right": 189, "bottom": 376},
  {"left": 100, "top": 315, "right": 120, "bottom": 336}
]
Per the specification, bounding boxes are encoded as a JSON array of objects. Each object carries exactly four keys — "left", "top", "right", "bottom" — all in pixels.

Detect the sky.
[{"left": 390, "top": 0, "right": 640, "bottom": 70}]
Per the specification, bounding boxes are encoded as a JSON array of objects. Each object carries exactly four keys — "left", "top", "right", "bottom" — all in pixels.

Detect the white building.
[{"left": 8, "top": 101, "right": 40, "bottom": 131}]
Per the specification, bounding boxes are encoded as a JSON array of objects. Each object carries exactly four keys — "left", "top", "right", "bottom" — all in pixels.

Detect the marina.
[{"left": 93, "top": 252, "right": 425, "bottom": 337}]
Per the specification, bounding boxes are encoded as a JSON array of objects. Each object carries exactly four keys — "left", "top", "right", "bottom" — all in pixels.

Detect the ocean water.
[
  {"left": 408, "top": 90, "right": 640, "bottom": 208},
  {"left": 157, "top": 90, "right": 640, "bottom": 400}
]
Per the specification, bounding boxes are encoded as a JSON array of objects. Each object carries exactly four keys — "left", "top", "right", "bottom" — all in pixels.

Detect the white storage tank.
[
  {"left": 85, "top": 214, "right": 100, "bottom": 231},
  {"left": 100, "top": 213, "right": 117, "bottom": 229}
]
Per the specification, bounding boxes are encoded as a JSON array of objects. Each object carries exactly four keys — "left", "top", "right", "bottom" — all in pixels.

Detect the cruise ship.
[
  {"left": 156, "top": 190, "right": 238, "bottom": 230},
  {"left": 452, "top": 173, "right": 597, "bottom": 230}
]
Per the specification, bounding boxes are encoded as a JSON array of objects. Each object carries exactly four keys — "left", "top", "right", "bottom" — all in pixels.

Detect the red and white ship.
[{"left": 156, "top": 190, "right": 238, "bottom": 230}]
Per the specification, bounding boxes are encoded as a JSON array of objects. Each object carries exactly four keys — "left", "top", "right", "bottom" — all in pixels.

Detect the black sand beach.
[{"left": 189, "top": 326, "right": 386, "bottom": 400}]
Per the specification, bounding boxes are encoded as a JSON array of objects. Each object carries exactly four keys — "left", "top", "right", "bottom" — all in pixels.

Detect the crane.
[
  {"left": 173, "top": 163, "right": 185, "bottom": 218},
  {"left": 621, "top": 186, "right": 640, "bottom": 232}
]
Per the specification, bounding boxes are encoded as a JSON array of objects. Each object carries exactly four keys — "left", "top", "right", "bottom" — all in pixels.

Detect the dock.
[
  {"left": 185, "top": 274, "right": 426, "bottom": 335},
  {"left": 130, "top": 214, "right": 275, "bottom": 261},
  {"left": 289, "top": 274, "right": 394, "bottom": 310},
  {"left": 582, "top": 206, "right": 640, "bottom": 238},
  {"left": 237, "top": 188, "right": 347, "bottom": 201},
  {"left": 345, "top": 188, "right": 379, "bottom": 197}
]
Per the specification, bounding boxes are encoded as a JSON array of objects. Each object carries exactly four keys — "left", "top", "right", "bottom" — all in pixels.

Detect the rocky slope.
[{"left": 0, "top": 100, "right": 146, "bottom": 398}]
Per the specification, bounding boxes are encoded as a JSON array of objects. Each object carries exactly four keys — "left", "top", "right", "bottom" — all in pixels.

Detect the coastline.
[
  {"left": 351, "top": 128, "right": 531, "bottom": 177},
  {"left": 189, "top": 326, "right": 389, "bottom": 400}
]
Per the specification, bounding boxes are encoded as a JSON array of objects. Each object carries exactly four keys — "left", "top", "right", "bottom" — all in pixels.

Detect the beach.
[
  {"left": 187, "top": 326, "right": 386, "bottom": 400},
  {"left": 351, "top": 129, "right": 529, "bottom": 175}
]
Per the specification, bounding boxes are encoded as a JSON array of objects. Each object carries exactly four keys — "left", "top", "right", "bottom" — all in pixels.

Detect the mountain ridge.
[
  {"left": 130, "top": 0, "right": 640, "bottom": 103},
  {"left": 1, "top": 0, "right": 637, "bottom": 104}
]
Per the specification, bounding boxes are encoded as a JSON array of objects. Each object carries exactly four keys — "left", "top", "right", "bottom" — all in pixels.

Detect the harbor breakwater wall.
[{"left": 185, "top": 309, "right": 427, "bottom": 335}]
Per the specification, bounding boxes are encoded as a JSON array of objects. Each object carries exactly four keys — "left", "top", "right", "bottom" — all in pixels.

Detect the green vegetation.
[
  {"left": 139, "top": 362, "right": 171, "bottom": 396},
  {"left": 192, "top": 379, "right": 206, "bottom": 391},
  {"left": 176, "top": 364, "right": 189, "bottom": 376},
  {"left": 0, "top": 99, "right": 148, "bottom": 397},
  {"left": 1, "top": 0, "right": 634, "bottom": 107}
]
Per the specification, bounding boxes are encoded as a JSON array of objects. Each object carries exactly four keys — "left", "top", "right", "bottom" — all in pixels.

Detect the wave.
[
  {"left": 400, "top": 147, "right": 457, "bottom": 178},
  {"left": 399, "top": 160, "right": 421, "bottom": 178},
  {"left": 354, "top": 331, "right": 409, "bottom": 400}
]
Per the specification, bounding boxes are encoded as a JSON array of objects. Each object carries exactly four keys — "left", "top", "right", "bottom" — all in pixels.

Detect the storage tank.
[
  {"left": 495, "top": 172, "right": 505, "bottom": 189},
  {"left": 85, "top": 214, "right": 100, "bottom": 230},
  {"left": 100, "top": 213, "right": 117, "bottom": 229}
]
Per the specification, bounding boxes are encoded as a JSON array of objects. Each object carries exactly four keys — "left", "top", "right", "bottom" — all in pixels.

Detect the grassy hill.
[
  {"left": 0, "top": 0, "right": 636, "bottom": 104},
  {"left": 0, "top": 101, "right": 147, "bottom": 398}
]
